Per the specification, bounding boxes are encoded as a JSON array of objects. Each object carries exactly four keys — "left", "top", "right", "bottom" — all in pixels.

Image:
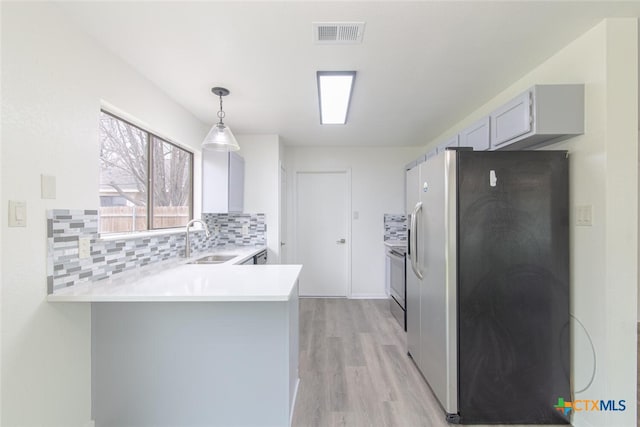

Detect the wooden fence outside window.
[{"left": 99, "top": 206, "right": 189, "bottom": 233}]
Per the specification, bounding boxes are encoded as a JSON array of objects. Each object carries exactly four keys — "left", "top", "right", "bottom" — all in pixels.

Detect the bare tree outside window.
[
  {"left": 99, "top": 111, "right": 193, "bottom": 233},
  {"left": 151, "top": 136, "right": 192, "bottom": 229}
]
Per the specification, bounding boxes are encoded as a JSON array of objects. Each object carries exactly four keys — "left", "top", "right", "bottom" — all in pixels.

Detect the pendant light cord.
[{"left": 217, "top": 94, "right": 226, "bottom": 125}]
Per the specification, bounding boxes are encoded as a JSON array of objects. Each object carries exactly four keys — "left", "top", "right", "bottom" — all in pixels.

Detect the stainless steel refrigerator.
[{"left": 406, "top": 149, "right": 570, "bottom": 424}]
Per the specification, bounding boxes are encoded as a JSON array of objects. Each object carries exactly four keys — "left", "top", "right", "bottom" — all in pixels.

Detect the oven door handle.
[{"left": 388, "top": 249, "right": 405, "bottom": 260}]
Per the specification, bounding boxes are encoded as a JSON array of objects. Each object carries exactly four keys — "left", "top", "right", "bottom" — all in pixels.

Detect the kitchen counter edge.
[{"left": 47, "top": 244, "right": 302, "bottom": 302}]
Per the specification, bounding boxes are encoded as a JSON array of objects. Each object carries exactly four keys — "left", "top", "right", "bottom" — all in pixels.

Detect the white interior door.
[{"left": 296, "top": 171, "right": 349, "bottom": 297}]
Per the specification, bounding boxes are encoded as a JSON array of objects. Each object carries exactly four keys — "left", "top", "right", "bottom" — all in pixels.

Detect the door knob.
[{"left": 336, "top": 238, "right": 346, "bottom": 244}]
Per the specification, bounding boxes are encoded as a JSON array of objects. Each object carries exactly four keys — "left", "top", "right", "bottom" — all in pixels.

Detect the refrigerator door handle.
[
  {"left": 410, "top": 202, "right": 423, "bottom": 280},
  {"left": 409, "top": 205, "right": 416, "bottom": 270}
]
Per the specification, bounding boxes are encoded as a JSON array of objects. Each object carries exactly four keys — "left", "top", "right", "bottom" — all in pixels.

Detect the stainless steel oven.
[
  {"left": 387, "top": 247, "right": 406, "bottom": 330},
  {"left": 239, "top": 249, "right": 268, "bottom": 265},
  {"left": 255, "top": 250, "right": 267, "bottom": 264}
]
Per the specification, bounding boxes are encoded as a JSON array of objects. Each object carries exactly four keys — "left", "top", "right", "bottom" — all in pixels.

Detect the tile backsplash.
[
  {"left": 383, "top": 214, "right": 407, "bottom": 241},
  {"left": 203, "top": 213, "right": 266, "bottom": 246},
  {"left": 47, "top": 210, "right": 266, "bottom": 293}
]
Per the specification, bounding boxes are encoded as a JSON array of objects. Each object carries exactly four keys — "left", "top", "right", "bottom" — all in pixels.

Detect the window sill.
[{"left": 99, "top": 227, "right": 206, "bottom": 242}]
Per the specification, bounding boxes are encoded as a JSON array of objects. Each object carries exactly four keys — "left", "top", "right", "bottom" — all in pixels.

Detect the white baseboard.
[
  {"left": 298, "top": 294, "right": 389, "bottom": 299},
  {"left": 349, "top": 294, "right": 388, "bottom": 299}
]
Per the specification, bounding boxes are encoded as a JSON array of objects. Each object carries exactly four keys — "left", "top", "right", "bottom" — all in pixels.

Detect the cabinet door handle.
[{"left": 336, "top": 238, "right": 346, "bottom": 244}]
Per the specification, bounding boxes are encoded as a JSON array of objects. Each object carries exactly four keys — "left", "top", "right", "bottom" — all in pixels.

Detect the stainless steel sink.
[{"left": 187, "top": 254, "right": 237, "bottom": 264}]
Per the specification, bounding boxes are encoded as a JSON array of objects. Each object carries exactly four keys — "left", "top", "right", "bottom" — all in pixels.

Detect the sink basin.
[{"left": 188, "top": 254, "right": 237, "bottom": 264}]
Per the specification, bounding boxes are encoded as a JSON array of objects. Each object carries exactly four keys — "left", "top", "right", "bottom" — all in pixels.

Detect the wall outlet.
[
  {"left": 78, "top": 237, "right": 91, "bottom": 259},
  {"left": 576, "top": 205, "right": 593, "bottom": 226},
  {"left": 41, "top": 174, "right": 56, "bottom": 199},
  {"left": 242, "top": 224, "right": 250, "bottom": 236}
]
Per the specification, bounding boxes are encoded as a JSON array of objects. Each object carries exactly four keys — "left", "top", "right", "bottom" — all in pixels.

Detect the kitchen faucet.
[{"left": 185, "top": 219, "right": 211, "bottom": 258}]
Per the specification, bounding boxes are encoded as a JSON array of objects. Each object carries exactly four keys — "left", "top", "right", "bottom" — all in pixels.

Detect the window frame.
[{"left": 99, "top": 109, "right": 194, "bottom": 234}]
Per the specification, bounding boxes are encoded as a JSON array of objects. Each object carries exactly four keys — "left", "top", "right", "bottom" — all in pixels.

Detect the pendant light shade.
[
  {"left": 202, "top": 87, "right": 240, "bottom": 152},
  {"left": 202, "top": 122, "right": 240, "bottom": 151}
]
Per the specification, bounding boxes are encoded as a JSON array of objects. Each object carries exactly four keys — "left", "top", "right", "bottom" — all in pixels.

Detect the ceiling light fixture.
[
  {"left": 317, "top": 71, "right": 356, "bottom": 125},
  {"left": 202, "top": 87, "right": 240, "bottom": 152}
]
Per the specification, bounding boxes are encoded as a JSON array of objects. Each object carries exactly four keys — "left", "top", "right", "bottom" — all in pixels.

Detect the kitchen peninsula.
[{"left": 49, "top": 262, "right": 302, "bottom": 427}]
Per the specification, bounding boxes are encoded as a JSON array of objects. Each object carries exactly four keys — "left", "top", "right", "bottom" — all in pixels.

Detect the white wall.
[
  {"left": 0, "top": 2, "right": 3, "bottom": 420},
  {"left": 237, "top": 134, "right": 281, "bottom": 263},
  {"left": 285, "top": 146, "right": 422, "bottom": 298},
  {"left": 423, "top": 19, "right": 638, "bottom": 427},
  {"left": 1, "top": 3, "right": 207, "bottom": 426}
]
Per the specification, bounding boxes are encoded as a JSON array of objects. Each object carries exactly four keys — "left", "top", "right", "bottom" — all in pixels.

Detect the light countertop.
[
  {"left": 47, "top": 246, "right": 303, "bottom": 303},
  {"left": 384, "top": 240, "right": 407, "bottom": 249}
]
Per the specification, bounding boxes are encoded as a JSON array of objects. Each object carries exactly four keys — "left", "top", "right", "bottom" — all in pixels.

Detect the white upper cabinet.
[
  {"left": 202, "top": 151, "right": 245, "bottom": 213},
  {"left": 405, "top": 84, "right": 584, "bottom": 179},
  {"left": 227, "top": 152, "right": 244, "bottom": 213},
  {"left": 425, "top": 148, "right": 438, "bottom": 160},
  {"left": 436, "top": 135, "right": 459, "bottom": 153},
  {"left": 459, "top": 116, "right": 490, "bottom": 151},
  {"left": 490, "top": 84, "right": 584, "bottom": 150},
  {"left": 491, "top": 92, "right": 532, "bottom": 149}
]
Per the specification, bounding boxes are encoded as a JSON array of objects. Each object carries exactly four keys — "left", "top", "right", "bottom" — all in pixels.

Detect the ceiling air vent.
[{"left": 313, "top": 22, "right": 365, "bottom": 44}]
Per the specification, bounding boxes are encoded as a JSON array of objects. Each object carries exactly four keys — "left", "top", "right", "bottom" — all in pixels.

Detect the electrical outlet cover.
[
  {"left": 41, "top": 174, "right": 56, "bottom": 199},
  {"left": 576, "top": 205, "right": 593, "bottom": 227},
  {"left": 78, "top": 237, "right": 91, "bottom": 259}
]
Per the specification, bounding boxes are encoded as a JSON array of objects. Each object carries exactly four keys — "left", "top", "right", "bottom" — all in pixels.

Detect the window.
[{"left": 99, "top": 110, "right": 193, "bottom": 234}]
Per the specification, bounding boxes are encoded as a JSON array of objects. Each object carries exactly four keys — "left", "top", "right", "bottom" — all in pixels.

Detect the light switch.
[
  {"left": 8, "top": 200, "right": 27, "bottom": 227},
  {"left": 353, "top": 211, "right": 359, "bottom": 220},
  {"left": 41, "top": 174, "right": 56, "bottom": 199},
  {"left": 241, "top": 224, "right": 249, "bottom": 236}
]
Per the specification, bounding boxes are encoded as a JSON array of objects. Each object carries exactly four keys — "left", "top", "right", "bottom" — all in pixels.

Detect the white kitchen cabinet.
[
  {"left": 490, "top": 84, "right": 584, "bottom": 150},
  {"left": 436, "top": 135, "right": 459, "bottom": 153},
  {"left": 459, "top": 116, "right": 490, "bottom": 151},
  {"left": 202, "top": 151, "right": 244, "bottom": 213},
  {"left": 491, "top": 92, "right": 532, "bottom": 149},
  {"left": 227, "top": 152, "right": 244, "bottom": 212},
  {"left": 425, "top": 149, "right": 438, "bottom": 160}
]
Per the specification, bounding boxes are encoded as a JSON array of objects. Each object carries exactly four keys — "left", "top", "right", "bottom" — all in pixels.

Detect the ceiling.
[{"left": 56, "top": 1, "right": 640, "bottom": 147}]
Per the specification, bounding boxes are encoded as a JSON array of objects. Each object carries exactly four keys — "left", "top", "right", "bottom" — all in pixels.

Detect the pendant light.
[{"left": 202, "top": 87, "right": 240, "bottom": 152}]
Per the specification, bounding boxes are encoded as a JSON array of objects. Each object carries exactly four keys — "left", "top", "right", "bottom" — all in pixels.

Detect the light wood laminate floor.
[
  {"left": 292, "top": 298, "right": 569, "bottom": 427},
  {"left": 292, "top": 298, "right": 445, "bottom": 427}
]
